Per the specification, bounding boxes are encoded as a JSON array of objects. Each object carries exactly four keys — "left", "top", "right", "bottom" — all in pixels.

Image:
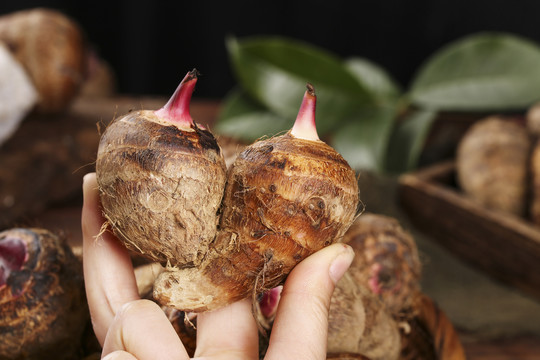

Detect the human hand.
[{"left": 82, "top": 172, "right": 354, "bottom": 360}]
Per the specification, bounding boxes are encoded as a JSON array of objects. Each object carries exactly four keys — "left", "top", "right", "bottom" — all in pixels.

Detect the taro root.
[
  {"left": 341, "top": 213, "right": 422, "bottom": 321},
  {"left": 327, "top": 272, "right": 401, "bottom": 360},
  {"left": 337, "top": 214, "right": 465, "bottom": 359},
  {"left": 153, "top": 83, "right": 360, "bottom": 312},
  {"left": 0, "top": 8, "right": 87, "bottom": 113},
  {"left": 456, "top": 116, "right": 531, "bottom": 216},
  {"left": 329, "top": 213, "right": 425, "bottom": 360},
  {"left": 96, "top": 69, "right": 227, "bottom": 267},
  {"left": 0, "top": 228, "right": 87, "bottom": 360},
  {"left": 327, "top": 273, "right": 366, "bottom": 356}
]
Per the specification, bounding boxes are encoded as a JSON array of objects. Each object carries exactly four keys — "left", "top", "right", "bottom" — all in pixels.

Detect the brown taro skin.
[
  {"left": 342, "top": 213, "right": 422, "bottom": 321},
  {"left": 327, "top": 272, "right": 401, "bottom": 360},
  {"left": 456, "top": 116, "right": 531, "bottom": 217},
  {"left": 219, "top": 133, "right": 360, "bottom": 289},
  {"left": 0, "top": 228, "right": 87, "bottom": 360},
  {"left": 96, "top": 110, "right": 227, "bottom": 267},
  {"left": 154, "top": 131, "right": 360, "bottom": 312},
  {"left": 327, "top": 273, "right": 366, "bottom": 357}
]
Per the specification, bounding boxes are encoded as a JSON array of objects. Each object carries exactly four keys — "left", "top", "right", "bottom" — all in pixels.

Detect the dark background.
[{"left": 2, "top": 1, "right": 539, "bottom": 99}]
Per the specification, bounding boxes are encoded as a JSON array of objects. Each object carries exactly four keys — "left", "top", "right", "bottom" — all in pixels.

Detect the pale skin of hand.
[{"left": 82, "top": 173, "right": 355, "bottom": 360}]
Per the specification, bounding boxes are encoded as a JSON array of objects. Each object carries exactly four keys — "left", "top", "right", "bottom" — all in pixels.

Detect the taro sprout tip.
[
  {"left": 154, "top": 69, "right": 199, "bottom": 127},
  {"left": 291, "top": 83, "right": 320, "bottom": 141}
]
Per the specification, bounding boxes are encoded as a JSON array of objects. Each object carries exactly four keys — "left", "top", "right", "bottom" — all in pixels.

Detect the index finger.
[{"left": 82, "top": 173, "right": 140, "bottom": 345}]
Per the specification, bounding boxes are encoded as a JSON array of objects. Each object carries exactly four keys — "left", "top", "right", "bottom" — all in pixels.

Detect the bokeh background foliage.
[{"left": 216, "top": 33, "right": 540, "bottom": 173}]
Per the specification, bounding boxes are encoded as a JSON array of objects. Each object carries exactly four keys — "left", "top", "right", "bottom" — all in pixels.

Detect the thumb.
[{"left": 265, "top": 243, "right": 355, "bottom": 360}]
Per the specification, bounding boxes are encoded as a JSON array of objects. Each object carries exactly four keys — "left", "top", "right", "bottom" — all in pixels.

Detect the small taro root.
[
  {"left": 96, "top": 69, "right": 227, "bottom": 267},
  {"left": 327, "top": 273, "right": 366, "bottom": 356},
  {"left": 153, "top": 83, "right": 360, "bottom": 312},
  {"left": 341, "top": 212, "right": 422, "bottom": 321},
  {"left": 338, "top": 214, "right": 465, "bottom": 359},
  {"left": 0, "top": 228, "right": 88, "bottom": 360},
  {"left": 456, "top": 116, "right": 531, "bottom": 217},
  {"left": 327, "top": 272, "right": 401, "bottom": 360},
  {"left": 0, "top": 8, "right": 87, "bottom": 113}
]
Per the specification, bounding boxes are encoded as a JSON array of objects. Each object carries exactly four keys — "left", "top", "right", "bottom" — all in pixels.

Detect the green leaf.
[
  {"left": 215, "top": 88, "right": 290, "bottom": 142},
  {"left": 384, "top": 109, "right": 438, "bottom": 173},
  {"left": 345, "top": 57, "right": 402, "bottom": 103},
  {"left": 226, "top": 36, "right": 375, "bottom": 135},
  {"left": 331, "top": 104, "right": 398, "bottom": 172},
  {"left": 409, "top": 32, "right": 540, "bottom": 111}
]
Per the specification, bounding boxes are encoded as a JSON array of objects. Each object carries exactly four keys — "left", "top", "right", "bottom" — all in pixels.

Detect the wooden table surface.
[{"left": 8, "top": 96, "right": 540, "bottom": 359}]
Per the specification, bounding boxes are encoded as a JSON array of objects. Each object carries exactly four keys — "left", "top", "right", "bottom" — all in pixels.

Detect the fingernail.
[
  {"left": 82, "top": 173, "right": 98, "bottom": 195},
  {"left": 329, "top": 244, "right": 354, "bottom": 285},
  {"left": 83, "top": 173, "right": 93, "bottom": 185}
]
